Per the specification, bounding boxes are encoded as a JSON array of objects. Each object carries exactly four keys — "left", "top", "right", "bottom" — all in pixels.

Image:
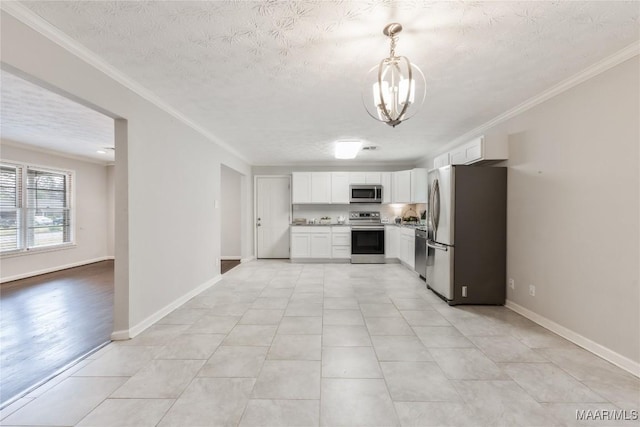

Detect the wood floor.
[
  {"left": 0, "top": 260, "right": 113, "bottom": 405},
  {"left": 221, "top": 259, "right": 241, "bottom": 274}
]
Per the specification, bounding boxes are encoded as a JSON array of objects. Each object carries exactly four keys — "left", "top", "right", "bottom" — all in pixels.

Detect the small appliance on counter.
[{"left": 292, "top": 218, "right": 307, "bottom": 225}]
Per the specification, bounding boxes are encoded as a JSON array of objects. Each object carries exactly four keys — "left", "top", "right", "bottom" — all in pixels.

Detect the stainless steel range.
[{"left": 350, "top": 211, "right": 385, "bottom": 264}]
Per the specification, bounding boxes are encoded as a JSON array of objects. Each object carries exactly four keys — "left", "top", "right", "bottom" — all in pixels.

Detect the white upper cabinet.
[
  {"left": 381, "top": 172, "right": 392, "bottom": 204},
  {"left": 433, "top": 152, "right": 450, "bottom": 169},
  {"left": 392, "top": 170, "right": 412, "bottom": 203},
  {"left": 293, "top": 169, "right": 421, "bottom": 205},
  {"left": 349, "top": 172, "right": 381, "bottom": 185},
  {"left": 349, "top": 172, "right": 366, "bottom": 185},
  {"left": 291, "top": 172, "right": 331, "bottom": 204},
  {"left": 330, "top": 172, "right": 350, "bottom": 204},
  {"left": 364, "top": 172, "right": 381, "bottom": 184},
  {"left": 410, "top": 168, "right": 428, "bottom": 203},
  {"left": 391, "top": 169, "right": 427, "bottom": 204},
  {"left": 311, "top": 172, "right": 331, "bottom": 203},
  {"left": 450, "top": 138, "right": 479, "bottom": 165},
  {"left": 291, "top": 172, "right": 311, "bottom": 204},
  {"left": 445, "top": 135, "right": 508, "bottom": 166}
]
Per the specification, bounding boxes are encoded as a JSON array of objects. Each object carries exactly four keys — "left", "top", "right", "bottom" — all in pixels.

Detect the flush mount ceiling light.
[
  {"left": 363, "top": 23, "right": 426, "bottom": 127},
  {"left": 334, "top": 140, "right": 363, "bottom": 159}
]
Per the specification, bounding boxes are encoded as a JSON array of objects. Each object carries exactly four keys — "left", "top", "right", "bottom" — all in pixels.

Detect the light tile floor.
[{"left": 2, "top": 260, "right": 639, "bottom": 426}]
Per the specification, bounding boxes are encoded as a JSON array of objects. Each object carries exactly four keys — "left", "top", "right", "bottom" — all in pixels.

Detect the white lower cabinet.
[
  {"left": 291, "top": 233, "right": 311, "bottom": 258},
  {"left": 399, "top": 228, "right": 415, "bottom": 270},
  {"left": 331, "top": 226, "right": 351, "bottom": 259},
  {"left": 291, "top": 225, "right": 419, "bottom": 272},
  {"left": 332, "top": 246, "right": 351, "bottom": 259},
  {"left": 291, "top": 226, "right": 350, "bottom": 260},
  {"left": 310, "top": 233, "right": 331, "bottom": 258},
  {"left": 385, "top": 225, "right": 399, "bottom": 260}
]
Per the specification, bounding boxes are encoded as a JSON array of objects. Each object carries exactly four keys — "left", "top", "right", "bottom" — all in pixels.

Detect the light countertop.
[{"left": 290, "top": 223, "right": 350, "bottom": 227}]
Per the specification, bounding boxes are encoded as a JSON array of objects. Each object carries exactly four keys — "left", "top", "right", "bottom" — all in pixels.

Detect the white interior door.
[{"left": 256, "top": 176, "right": 291, "bottom": 258}]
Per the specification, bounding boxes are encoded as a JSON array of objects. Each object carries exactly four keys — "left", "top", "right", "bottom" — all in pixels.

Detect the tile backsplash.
[{"left": 292, "top": 203, "right": 426, "bottom": 224}]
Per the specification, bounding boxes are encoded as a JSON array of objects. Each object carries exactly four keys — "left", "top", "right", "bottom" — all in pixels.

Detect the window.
[{"left": 0, "top": 162, "right": 73, "bottom": 254}]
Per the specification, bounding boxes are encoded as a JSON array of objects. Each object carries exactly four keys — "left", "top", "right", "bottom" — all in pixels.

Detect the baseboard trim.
[
  {"left": 0, "top": 256, "right": 114, "bottom": 284},
  {"left": 241, "top": 256, "right": 255, "bottom": 263},
  {"left": 110, "top": 274, "right": 223, "bottom": 341},
  {"left": 505, "top": 300, "right": 640, "bottom": 378},
  {"left": 221, "top": 256, "right": 241, "bottom": 261}
]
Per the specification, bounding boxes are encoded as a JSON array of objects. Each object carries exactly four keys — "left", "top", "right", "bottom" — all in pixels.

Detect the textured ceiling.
[
  {"left": 13, "top": 1, "right": 640, "bottom": 165},
  {"left": 1, "top": 70, "right": 114, "bottom": 162}
]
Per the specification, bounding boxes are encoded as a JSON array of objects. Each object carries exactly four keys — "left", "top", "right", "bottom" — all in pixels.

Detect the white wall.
[
  {"left": 0, "top": 11, "right": 253, "bottom": 336},
  {"left": 221, "top": 165, "right": 241, "bottom": 258},
  {"left": 0, "top": 143, "right": 111, "bottom": 281},
  {"left": 428, "top": 57, "right": 639, "bottom": 367}
]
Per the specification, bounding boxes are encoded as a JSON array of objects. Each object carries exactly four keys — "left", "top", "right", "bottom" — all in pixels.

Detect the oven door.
[{"left": 351, "top": 227, "right": 385, "bottom": 263}]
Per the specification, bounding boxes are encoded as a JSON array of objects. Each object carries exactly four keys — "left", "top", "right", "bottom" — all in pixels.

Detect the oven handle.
[{"left": 351, "top": 226, "right": 385, "bottom": 231}]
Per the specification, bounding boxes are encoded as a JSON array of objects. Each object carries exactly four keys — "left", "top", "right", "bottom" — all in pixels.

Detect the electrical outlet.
[
  {"left": 509, "top": 278, "right": 515, "bottom": 289},
  {"left": 529, "top": 284, "right": 535, "bottom": 296}
]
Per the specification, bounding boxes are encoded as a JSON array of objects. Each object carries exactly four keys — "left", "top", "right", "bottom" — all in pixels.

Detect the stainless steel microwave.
[{"left": 350, "top": 185, "right": 382, "bottom": 203}]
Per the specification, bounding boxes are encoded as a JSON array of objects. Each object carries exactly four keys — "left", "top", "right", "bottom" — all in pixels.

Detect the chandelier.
[{"left": 363, "top": 23, "right": 426, "bottom": 127}]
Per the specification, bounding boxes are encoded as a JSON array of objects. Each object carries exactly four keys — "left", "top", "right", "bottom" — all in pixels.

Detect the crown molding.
[
  {"left": 0, "top": 2, "right": 252, "bottom": 165},
  {"left": 251, "top": 161, "right": 416, "bottom": 168},
  {"left": 1, "top": 138, "right": 111, "bottom": 165},
  {"left": 420, "top": 39, "right": 640, "bottom": 164}
]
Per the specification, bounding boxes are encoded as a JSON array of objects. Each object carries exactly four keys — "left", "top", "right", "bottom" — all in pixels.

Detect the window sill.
[{"left": 1, "top": 243, "right": 77, "bottom": 258}]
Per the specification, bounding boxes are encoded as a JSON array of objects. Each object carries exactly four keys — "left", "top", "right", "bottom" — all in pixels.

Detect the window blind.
[
  {"left": 0, "top": 162, "right": 73, "bottom": 253},
  {"left": 0, "top": 165, "right": 21, "bottom": 252},
  {"left": 26, "top": 167, "right": 72, "bottom": 248}
]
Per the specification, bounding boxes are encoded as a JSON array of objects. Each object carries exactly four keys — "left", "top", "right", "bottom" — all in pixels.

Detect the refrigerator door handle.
[
  {"left": 427, "top": 239, "right": 448, "bottom": 251},
  {"left": 430, "top": 179, "right": 440, "bottom": 239}
]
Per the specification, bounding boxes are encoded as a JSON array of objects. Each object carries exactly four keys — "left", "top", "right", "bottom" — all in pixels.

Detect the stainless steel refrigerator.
[{"left": 426, "top": 165, "right": 507, "bottom": 305}]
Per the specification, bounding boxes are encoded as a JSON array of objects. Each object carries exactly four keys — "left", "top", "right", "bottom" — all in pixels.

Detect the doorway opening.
[
  {"left": 220, "top": 164, "right": 242, "bottom": 274},
  {"left": 0, "top": 68, "right": 123, "bottom": 407}
]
